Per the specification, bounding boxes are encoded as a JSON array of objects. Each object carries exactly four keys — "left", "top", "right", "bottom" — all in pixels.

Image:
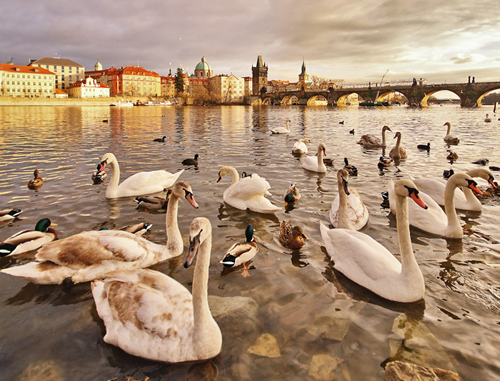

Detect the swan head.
[
  {"left": 466, "top": 168, "right": 497, "bottom": 188},
  {"left": 217, "top": 166, "right": 233, "bottom": 182},
  {"left": 382, "top": 125, "right": 392, "bottom": 132},
  {"left": 443, "top": 122, "right": 451, "bottom": 127},
  {"left": 318, "top": 143, "right": 327, "bottom": 156},
  {"left": 394, "top": 179, "right": 428, "bottom": 209},
  {"left": 185, "top": 217, "right": 212, "bottom": 268},
  {"left": 98, "top": 153, "right": 117, "bottom": 170},
  {"left": 171, "top": 181, "right": 199, "bottom": 208},
  {"left": 337, "top": 169, "right": 350, "bottom": 196},
  {"left": 393, "top": 131, "right": 401, "bottom": 139},
  {"left": 449, "top": 173, "right": 483, "bottom": 196}
]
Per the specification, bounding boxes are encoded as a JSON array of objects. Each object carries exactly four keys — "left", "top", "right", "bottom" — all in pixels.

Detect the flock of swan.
[{"left": 0, "top": 116, "right": 498, "bottom": 364}]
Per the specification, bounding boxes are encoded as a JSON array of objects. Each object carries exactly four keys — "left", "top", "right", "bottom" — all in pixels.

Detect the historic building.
[
  {"left": 86, "top": 63, "right": 161, "bottom": 97},
  {"left": 194, "top": 57, "right": 213, "bottom": 79},
  {"left": 28, "top": 57, "right": 84, "bottom": 92},
  {"left": 252, "top": 55, "right": 268, "bottom": 96},
  {"left": 209, "top": 74, "right": 245, "bottom": 103},
  {"left": 67, "top": 76, "right": 110, "bottom": 98},
  {"left": 0, "top": 63, "right": 56, "bottom": 98},
  {"left": 297, "top": 60, "right": 311, "bottom": 89}
]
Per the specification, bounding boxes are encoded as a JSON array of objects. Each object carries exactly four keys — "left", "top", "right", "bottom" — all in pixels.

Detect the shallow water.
[{"left": 0, "top": 104, "right": 499, "bottom": 381}]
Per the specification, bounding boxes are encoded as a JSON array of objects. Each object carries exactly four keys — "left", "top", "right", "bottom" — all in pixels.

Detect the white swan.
[
  {"left": 1, "top": 182, "right": 199, "bottom": 284},
  {"left": 357, "top": 125, "right": 392, "bottom": 148},
  {"left": 320, "top": 179, "right": 427, "bottom": 303},
  {"left": 92, "top": 217, "right": 222, "bottom": 362},
  {"left": 388, "top": 173, "right": 482, "bottom": 239},
  {"left": 99, "top": 153, "right": 184, "bottom": 198},
  {"left": 329, "top": 169, "right": 369, "bottom": 230},
  {"left": 270, "top": 119, "right": 291, "bottom": 134},
  {"left": 217, "top": 166, "right": 280, "bottom": 214},
  {"left": 302, "top": 143, "right": 327, "bottom": 173},
  {"left": 292, "top": 139, "right": 309, "bottom": 154},
  {"left": 443, "top": 122, "right": 459, "bottom": 145},
  {"left": 389, "top": 132, "right": 407, "bottom": 160},
  {"left": 411, "top": 168, "right": 496, "bottom": 212}
]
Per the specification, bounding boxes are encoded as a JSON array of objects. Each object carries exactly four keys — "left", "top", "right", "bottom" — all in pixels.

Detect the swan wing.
[
  {"left": 357, "top": 134, "right": 382, "bottom": 147},
  {"left": 330, "top": 191, "right": 369, "bottom": 230},
  {"left": 92, "top": 269, "right": 195, "bottom": 362},
  {"left": 221, "top": 242, "right": 258, "bottom": 266},
  {"left": 302, "top": 156, "right": 326, "bottom": 173},
  {"left": 118, "top": 170, "right": 184, "bottom": 197},
  {"left": 223, "top": 175, "right": 271, "bottom": 202},
  {"left": 320, "top": 224, "right": 402, "bottom": 291}
]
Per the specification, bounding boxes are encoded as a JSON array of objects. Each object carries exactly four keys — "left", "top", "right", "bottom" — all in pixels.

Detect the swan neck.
[
  {"left": 337, "top": 182, "right": 353, "bottom": 229},
  {"left": 317, "top": 146, "right": 324, "bottom": 166},
  {"left": 165, "top": 194, "right": 182, "bottom": 255},
  {"left": 381, "top": 128, "right": 387, "bottom": 146},
  {"left": 395, "top": 134, "right": 401, "bottom": 149},
  {"left": 395, "top": 193, "right": 418, "bottom": 274},
  {"left": 228, "top": 167, "right": 240, "bottom": 185},
  {"left": 446, "top": 124, "right": 451, "bottom": 135},
  {"left": 444, "top": 180, "right": 462, "bottom": 233},
  {"left": 192, "top": 232, "right": 214, "bottom": 351},
  {"left": 106, "top": 160, "right": 121, "bottom": 196}
]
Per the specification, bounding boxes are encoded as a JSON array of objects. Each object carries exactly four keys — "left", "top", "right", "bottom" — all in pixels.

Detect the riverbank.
[{"left": 0, "top": 96, "right": 152, "bottom": 106}]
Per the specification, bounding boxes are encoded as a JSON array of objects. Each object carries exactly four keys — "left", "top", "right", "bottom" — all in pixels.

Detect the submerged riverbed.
[{"left": 0, "top": 104, "right": 499, "bottom": 381}]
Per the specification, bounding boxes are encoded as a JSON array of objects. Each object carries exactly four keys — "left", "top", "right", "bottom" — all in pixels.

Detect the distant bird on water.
[
  {"left": 27, "top": 169, "right": 43, "bottom": 190},
  {"left": 154, "top": 136, "right": 166, "bottom": 142},
  {"left": 182, "top": 154, "right": 199, "bottom": 166},
  {"left": 417, "top": 142, "right": 430, "bottom": 151}
]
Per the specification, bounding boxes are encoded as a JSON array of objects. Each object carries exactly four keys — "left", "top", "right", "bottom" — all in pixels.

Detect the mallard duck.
[
  {"left": 135, "top": 189, "right": 172, "bottom": 211},
  {"left": 443, "top": 122, "right": 459, "bottom": 145},
  {"left": 349, "top": 129, "right": 355, "bottom": 135},
  {"left": 357, "top": 125, "right": 391, "bottom": 148},
  {"left": 472, "top": 158, "right": 489, "bottom": 165},
  {"left": 182, "top": 154, "right": 199, "bottom": 166},
  {"left": 217, "top": 166, "right": 280, "bottom": 214},
  {"left": 378, "top": 156, "right": 393, "bottom": 170},
  {"left": 329, "top": 169, "right": 369, "bottom": 230},
  {"left": 91, "top": 217, "right": 222, "bottom": 363},
  {"left": 485, "top": 114, "right": 492, "bottom": 123},
  {"left": 389, "top": 132, "right": 407, "bottom": 160},
  {"left": 279, "top": 221, "right": 307, "bottom": 250},
  {"left": 323, "top": 158, "right": 334, "bottom": 167},
  {"left": 0, "top": 208, "right": 23, "bottom": 222},
  {"left": 27, "top": 169, "right": 43, "bottom": 190},
  {"left": 292, "top": 139, "right": 309, "bottom": 154},
  {"left": 447, "top": 151, "right": 458, "bottom": 161},
  {"left": 417, "top": 142, "right": 430, "bottom": 151},
  {"left": 343, "top": 157, "right": 358, "bottom": 176},
  {"left": 443, "top": 169, "right": 454, "bottom": 179},
  {"left": 220, "top": 225, "right": 258, "bottom": 269},
  {"left": 91, "top": 163, "right": 108, "bottom": 183},
  {"left": 388, "top": 173, "right": 482, "bottom": 239},
  {"left": 302, "top": 143, "right": 327, "bottom": 173},
  {"left": 153, "top": 136, "right": 166, "bottom": 142},
  {"left": 0, "top": 218, "right": 57, "bottom": 256},
  {"left": 97, "top": 153, "right": 184, "bottom": 198},
  {"left": 270, "top": 119, "right": 291, "bottom": 134},
  {"left": 320, "top": 179, "right": 427, "bottom": 303},
  {"left": 284, "top": 183, "right": 301, "bottom": 207},
  {"left": 1, "top": 181, "right": 198, "bottom": 284}
]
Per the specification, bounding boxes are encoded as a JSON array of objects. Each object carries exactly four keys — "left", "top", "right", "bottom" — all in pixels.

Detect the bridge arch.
[
  {"left": 421, "top": 90, "right": 461, "bottom": 107},
  {"left": 477, "top": 86, "right": 500, "bottom": 107},
  {"left": 336, "top": 93, "right": 358, "bottom": 106},
  {"left": 306, "top": 95, "right": 328, "bottom": 106}
]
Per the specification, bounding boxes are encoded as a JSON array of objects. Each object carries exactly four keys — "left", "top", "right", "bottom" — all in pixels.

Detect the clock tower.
[{"left": 252, "top": 55, "right": 268, "bottom": 96}]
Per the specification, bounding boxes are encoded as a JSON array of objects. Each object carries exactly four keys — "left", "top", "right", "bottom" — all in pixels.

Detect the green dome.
[{"left": 195, "top": 56, "right": 212, "bottom": 71}]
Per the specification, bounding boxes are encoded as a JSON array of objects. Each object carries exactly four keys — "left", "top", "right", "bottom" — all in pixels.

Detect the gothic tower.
[{"left": 252, "top": 55, "right": 268, "bottom": 96}]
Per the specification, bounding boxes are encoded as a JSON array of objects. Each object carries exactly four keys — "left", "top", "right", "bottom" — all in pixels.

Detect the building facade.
[
  {"left": 28, "top": 57, "right": 84, "bottom": 92},
  {"left": 209, "top": 74, "right": 245, "bottom": 103},
  {"left": 252, "top": 55, "right": 268, "bottom": 96},
  {"left": 194, "top": 57, "right": 213, "bottom": 79},
  {"left": 67, "top": 76, "right": 110, "bottom": 98},
  {"left": 0, "top": 63, "right": 56, "bottom": 98},
  {"left": 86, "top": 65, "right": 161, "bottom": 97}
]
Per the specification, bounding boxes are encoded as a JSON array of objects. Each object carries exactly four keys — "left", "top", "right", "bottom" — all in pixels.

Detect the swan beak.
[
  {"left": 467, "top": 180, "right": 483, "bottom": 195},
  {"left": 184, "top": 189, "right": 199, "bottom": 208},
  {"left": 217, "top": 173, "right": 222, "bottom": 183},
  {"left": 98, "top": 162, "right": 107, "bottom": 171},
  {"left": 409, "top": 189, "right": 427, "bottom": 209},
  {"left": 185, "top": 230, "right": 202, "bottom": 268},
  {"left": 488, "top": 176, "right": 498, "bottom": 189},
  {"left": 323, "top": 149, "right": 327, "bottom": 157},
  {"left": 342, "top": 178, "right": 350, "bottom": 196}
]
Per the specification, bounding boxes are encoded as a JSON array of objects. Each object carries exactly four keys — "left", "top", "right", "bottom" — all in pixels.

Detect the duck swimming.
[
  {"left": 27, "top": 169, "right": 43, "bottom": 190},
  {"left": 0, "top": 218, "right": 57, "bottom": 256},
  {"left": 279, "top": 221, "right": 307, "bottom": 250},
  {"left": 182, "top": 154, "right": 199, "bottom": 166},
  {"left": 0, "top": 208, "right": 23, "bottom": 222},
  {"left": 220, "top": 224, "right": 258, "bottom": 269}
]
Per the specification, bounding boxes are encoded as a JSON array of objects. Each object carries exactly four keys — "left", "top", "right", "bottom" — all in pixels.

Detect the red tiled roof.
[
  {"left": 55, "top": 89, "right": 68, "bottom": 95},
  {"left": 0, "top": 63, "right": 55, "bottom": 75}
]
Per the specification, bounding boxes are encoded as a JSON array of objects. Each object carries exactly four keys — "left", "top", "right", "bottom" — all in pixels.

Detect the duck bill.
[
  {"left": 410, "top": 193, "right": 428, "bottom": 209},
  {"left": 184, "top": 232, "right": 201, "bottom": 268}
]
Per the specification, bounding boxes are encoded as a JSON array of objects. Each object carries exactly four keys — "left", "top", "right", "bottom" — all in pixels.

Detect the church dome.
[{"left": 195, "top": 56, "right": 212, "bottom": 71}]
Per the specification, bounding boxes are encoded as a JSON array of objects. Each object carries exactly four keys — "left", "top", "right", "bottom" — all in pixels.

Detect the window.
[{"left": 54, "top": 65, "right": 56, "bottom": 71}]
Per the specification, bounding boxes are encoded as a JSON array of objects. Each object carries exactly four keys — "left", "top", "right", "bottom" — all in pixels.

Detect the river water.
[{"left": 0, "top": 104, "right": 499, "bottom": 381}]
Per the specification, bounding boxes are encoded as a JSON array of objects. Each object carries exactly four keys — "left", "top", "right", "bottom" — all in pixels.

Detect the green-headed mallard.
[
  {"left": 220, "top": 225, "right": 258, "bottom": 271},
  {"left": 0, "top": 218, "right": 57, "bottom": 256}
]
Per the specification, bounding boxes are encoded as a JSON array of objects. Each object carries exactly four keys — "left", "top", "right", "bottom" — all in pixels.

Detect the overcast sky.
[{"left": 2, "top": 0, "right": 500, "bottom": 85}]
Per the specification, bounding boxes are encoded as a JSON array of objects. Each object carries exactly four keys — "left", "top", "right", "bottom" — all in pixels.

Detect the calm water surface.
[{"left": 0, "top": 104, "right": 499, "bottom": 381}]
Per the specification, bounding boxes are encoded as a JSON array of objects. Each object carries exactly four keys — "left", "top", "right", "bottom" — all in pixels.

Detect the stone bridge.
[{"left": 249, "top": 81, "right": 500, "bottom": 107}]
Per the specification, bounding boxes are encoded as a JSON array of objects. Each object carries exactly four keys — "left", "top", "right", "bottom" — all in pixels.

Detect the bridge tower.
[{"left": 252, "top": 55, "right": 268, "bottom": 96}]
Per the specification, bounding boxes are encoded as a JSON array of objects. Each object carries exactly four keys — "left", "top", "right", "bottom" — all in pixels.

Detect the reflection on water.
[{"left": 0, "top": 105, "right": 500, "bottom": 380}]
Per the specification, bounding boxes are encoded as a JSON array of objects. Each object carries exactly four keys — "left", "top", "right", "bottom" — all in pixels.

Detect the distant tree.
[
  {"left": 310, "top": 75, "right": 331, "bottom": 90},
  {"left": 175, "top": 68, "right": 185, "bottom": 94}
]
